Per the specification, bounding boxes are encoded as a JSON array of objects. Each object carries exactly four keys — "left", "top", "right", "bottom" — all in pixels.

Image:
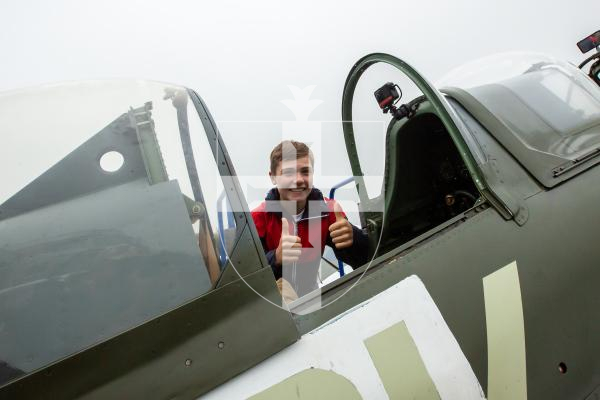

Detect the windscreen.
[
  {"left": 439, "top": 53, "right": 600, "bottom": 184},
  {"left": 0, "top": 80, "right": 234, "bottom": 384}
]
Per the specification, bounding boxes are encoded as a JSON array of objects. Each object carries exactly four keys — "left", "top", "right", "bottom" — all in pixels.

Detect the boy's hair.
[{"left": 269, "top": 140, "right": 314, "bottom": 174}]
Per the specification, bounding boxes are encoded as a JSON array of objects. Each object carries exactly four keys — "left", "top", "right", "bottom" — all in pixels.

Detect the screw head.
[{"left": 558, "top": 362, "right": 567, "bottom": 374}]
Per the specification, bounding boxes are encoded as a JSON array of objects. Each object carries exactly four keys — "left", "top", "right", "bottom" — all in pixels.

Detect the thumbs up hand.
[
  {"left": 276, "top": 218, "right": 302, "bottom": 265},
  {"left": 329, "top": 202, "right": 353, "bottom": 249}
]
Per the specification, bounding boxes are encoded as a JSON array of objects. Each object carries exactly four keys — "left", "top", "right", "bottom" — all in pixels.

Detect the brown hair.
[{"left": 269, "top": 140, "right": 314, "bottom": 175}]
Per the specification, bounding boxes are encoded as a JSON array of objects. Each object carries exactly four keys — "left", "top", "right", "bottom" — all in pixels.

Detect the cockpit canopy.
[
  {"left": 0, "top": 80, "right": 235, "bottom": 385},
  {"left": 440, "top": 53, "right": 600, "bottom": 187}
]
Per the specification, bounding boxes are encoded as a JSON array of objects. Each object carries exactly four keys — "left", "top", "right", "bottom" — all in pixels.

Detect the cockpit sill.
[{"left": 289, "top": 199, "right": 489, "bottom": 321}]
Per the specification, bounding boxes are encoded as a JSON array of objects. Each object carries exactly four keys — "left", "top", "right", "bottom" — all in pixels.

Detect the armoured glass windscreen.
[
  {"left": 439, "top": 53, "right": 600, "bottom": 161},
  {"left": 0, "top": 80, "right": 234, "bottom": 385}
]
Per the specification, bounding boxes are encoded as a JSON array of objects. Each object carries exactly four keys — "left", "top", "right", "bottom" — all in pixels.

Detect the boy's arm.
[
  {"left": 251, "top": 209, "right": 283, "bottom": 280},
  {"left": 260, "top": 237, "right": 282, "bottom": 280}
]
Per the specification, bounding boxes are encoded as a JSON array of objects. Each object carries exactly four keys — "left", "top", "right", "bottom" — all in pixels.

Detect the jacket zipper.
[{"left": 291, "top": 214, "right": 328, "bottom": 290}]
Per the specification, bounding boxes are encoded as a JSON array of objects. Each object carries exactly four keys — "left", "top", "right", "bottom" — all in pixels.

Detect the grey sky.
[{"left": 1, "top": 0, "right": 597, "bottom": 214}]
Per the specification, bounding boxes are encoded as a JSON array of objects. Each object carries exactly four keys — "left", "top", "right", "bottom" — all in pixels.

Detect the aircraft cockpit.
[
  {"left": 372, "top": 81, "right": 479, "bottom": 249},
  {"left": 340, "top": 51, "right": 600, "bottom": 264},
  {"left": 340, "top": 54, "right": 485, "bottom": 260}
]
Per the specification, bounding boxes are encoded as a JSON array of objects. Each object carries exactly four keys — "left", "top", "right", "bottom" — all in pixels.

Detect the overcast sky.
[{"left": 1, "top": 0, "right": 597, "bottom": 211}]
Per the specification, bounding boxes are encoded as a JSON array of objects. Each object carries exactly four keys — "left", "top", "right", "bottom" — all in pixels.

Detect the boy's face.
[{"left": 270, "top": 156, "right": 313, "bottom": 207}]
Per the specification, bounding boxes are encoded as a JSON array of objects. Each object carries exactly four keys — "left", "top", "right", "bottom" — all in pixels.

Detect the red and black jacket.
[{"left": 251, "top": 188, "right": 369, "bottom": 296}]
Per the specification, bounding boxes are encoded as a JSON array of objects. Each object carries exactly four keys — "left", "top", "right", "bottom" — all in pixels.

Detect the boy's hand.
[
  {"left": 329, "top": 202, "right": 353, "bottom": 249},
  {"left": 276, "top": 218, "right": 302, "bottom": 265},
  {"left": 276, "top": 278, "right": 299, "bottom": 303}
]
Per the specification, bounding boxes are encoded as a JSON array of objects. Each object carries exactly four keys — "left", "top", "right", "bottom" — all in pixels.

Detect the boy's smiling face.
[{"left": 270, "top": 156, "right": 313, "bottom": 211}]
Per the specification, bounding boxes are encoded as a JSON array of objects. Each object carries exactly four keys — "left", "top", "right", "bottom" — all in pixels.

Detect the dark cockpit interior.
[{"left": 374, "top": 99, "right": 479, "bottom": 255}]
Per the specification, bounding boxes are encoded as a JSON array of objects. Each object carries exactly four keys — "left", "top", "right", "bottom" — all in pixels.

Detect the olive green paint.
[
  {"left": 0, "top": 269, "right": 298, "bottom": 400},
  {"left": 248, "top": 369, "right": 362, "bottom": 400},
  {"left": 3, "top": 60, "right": 600, "bottom": 400},
  {"left": 364, "top": 321, "right": 440, "bottom": 400},
  {"left": 483, "top": 261, "right": 527, "bottom": 400}
]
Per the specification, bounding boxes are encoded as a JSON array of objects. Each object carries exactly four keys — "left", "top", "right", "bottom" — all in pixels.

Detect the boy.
[{"left": 251, "top": 140, "right": 369, "bottom": 299}]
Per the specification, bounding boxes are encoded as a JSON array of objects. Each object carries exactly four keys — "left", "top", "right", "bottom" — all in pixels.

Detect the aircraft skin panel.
[
  {"left": 0, "top": 267, "right": 299, "bottom": 400},
  {"left": 483, "top": 261, "right": 527, "bottom": 400},
  {"left": 293, "top": 155, "right": 600, "bottom": 399},
  {"left": 202, "top": 276, "right": 485, "bottom": 400},
  {"left": 294, "top": 208, "right": 499, "bottom": 388},
  {"left": 513, "top": 170, "right": 600, "bottom": 400},
  {"left": 248, "top": 369, "right": 362, "bottom": 400},
  {"left": 365, "top": 321, "right": 441, "bottom": 399}
]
